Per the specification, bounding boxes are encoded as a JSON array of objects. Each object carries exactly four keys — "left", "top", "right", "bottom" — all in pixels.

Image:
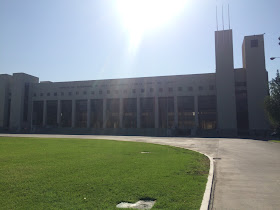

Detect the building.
[{"left": 0, "top": 30, "right": 269, "bottom": 136}]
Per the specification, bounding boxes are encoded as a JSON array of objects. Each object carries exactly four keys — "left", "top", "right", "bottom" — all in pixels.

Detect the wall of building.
[{"left": 0, "top": 74, "right": 12, "bottom": 130}]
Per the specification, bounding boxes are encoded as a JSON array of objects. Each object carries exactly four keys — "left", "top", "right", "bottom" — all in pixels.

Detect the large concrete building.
[{"left": 0, "top": 30, "right": 269, "bottom": 136}]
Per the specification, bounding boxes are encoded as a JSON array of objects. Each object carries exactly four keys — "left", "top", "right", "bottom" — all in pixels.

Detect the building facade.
[{"left": 0, "top": 30, "right": 269, "bottom": 136}]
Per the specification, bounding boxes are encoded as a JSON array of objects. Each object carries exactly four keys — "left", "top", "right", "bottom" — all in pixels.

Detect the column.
[
  {"left": 194, "top": 95, "right": 199, "bottom": 128},
  {"left": 103, "top": 98, "right": 106, "bottom": 128},
  {"left": 43, "top": 100, "right": 47, "bottom": 127},
  {"left": 174, "top": 96, "right": 178, "bottom": 127},
  {"left": 57, "top": 100, "right": 61, "bottom": 127},
  {"left": 137, "top": 97, "right": 140, "bottom": 128},
  {"left": 71, "top": 100, "right": 75, "bottom": 128},
  {"left": 119, "top": 98, "right": 123, "bottom": 128},
  {"left": 155, "top": 97, "right": 159, "bottom": 128},
  {"left": 87, "top": 99, "right": 90, "bottom": 128}
]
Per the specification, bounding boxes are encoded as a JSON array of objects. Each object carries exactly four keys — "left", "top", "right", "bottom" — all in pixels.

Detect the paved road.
[{"left": 1, "top": 134, "right": 280, "bottom": 210}]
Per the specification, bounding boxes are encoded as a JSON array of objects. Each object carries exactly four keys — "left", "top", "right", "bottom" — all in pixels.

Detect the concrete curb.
[{"left": 199, "top": 154, "right": 214, "bottom": 210}]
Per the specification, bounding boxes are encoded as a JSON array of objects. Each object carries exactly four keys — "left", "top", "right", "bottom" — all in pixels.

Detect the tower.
[
  {"left": 215, "top": 29, "right": 237, "bottom": 136},
  {"left": 242, "top": 35, "right": 269, "bottom": 134}
]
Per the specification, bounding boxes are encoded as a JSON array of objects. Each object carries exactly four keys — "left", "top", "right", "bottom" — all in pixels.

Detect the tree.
[{"left": 264, "top": 70, "right": 280, "bottom": 130}]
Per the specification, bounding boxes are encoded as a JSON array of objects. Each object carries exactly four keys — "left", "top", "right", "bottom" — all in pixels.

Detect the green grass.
[
  {"left": 0, "top": 137, "right": 209, "bottom": 210},
  {"left": 270, "top": 140, "right": 280, "bottom": 143}
]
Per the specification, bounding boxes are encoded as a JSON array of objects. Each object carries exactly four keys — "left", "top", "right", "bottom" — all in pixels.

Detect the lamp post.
[{"left": 270, "top": 57, "right": 280, "bottom": 60}]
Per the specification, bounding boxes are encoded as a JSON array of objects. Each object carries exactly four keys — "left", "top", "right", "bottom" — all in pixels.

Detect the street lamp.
[{"left": 270, "top": 57, "right": 280, "bottom": 60}]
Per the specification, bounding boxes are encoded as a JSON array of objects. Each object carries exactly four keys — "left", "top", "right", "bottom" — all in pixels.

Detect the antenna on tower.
[
  {"left": 222, "top": 5, "right": 224, "bottom": 30},
  {"left": 216, "top": 5, "right": 219, "bottom": 31},
  {"left": 228, "top": 4, "right": 231, "bottom": 29}
]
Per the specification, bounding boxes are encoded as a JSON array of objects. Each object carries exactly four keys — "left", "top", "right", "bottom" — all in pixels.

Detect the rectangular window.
[
  {"left": 178, "top": 87, "right": 182, "bottom": 91},
  {"left": 140, "top": 97, "right": 155, "bottom": 128},
  {"left": 199, "top": 86, "right": 203, "bottom": 91},
  {"left": 159, "top": 88, "right": 163, "bottom": 92},
  {"left": 32, "top": 101, "right": 44, "bottom": 126},
  {"left": 90, "top": 99, "right": 103, "bottom": 128},
  {"left": 198, "top": 95, "right": 217, "bottom": 130},
  {"left": 177, "top": 96, "right": 195, "bottom": 129},
  {"left": 188, "top": 87, "right": 193, "bottom": 91},
  {"left": 46, "top": 100, "right": 58, "bottom": 126},
  {"left": 76, "top": 100, "right": 87, "bottom": 128},
  {"left": 61, "top": 100, "right": 72, "bottom": 127},
  {"left": 158, "top": 97, "right": 174, "bottom": 128},
  {"left": 168, "top": 87, "right": 173, "bottom": 92},
  {"left": 251, "top": 39, "right": 258, "bottom": 48},
  {"left": 123, "top": 98, "right": 137, "bottom": 128},
  {"left": 106, "top": 99, "right": 120, "bottom": 128}
]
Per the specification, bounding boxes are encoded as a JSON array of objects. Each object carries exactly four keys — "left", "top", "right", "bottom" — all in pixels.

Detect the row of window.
[{"left": 33, "top": 85, "right": 216, "bottom": 97}]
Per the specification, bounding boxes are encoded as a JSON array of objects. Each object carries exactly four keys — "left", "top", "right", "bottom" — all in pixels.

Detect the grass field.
[
  {"left": 270, "top": 140, "right": 280, "bottom": 143},
  {"left": 0, "top": 137, "right": 209, "bottom": 209}
]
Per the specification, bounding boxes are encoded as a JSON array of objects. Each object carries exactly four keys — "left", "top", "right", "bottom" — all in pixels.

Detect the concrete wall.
[
  {"left": 215, "top": 30, "right": 237, "bottom": 135},
  {"left": 9, "top": 73, "right": 39, "bottom": 132},
  {"left": 242, "top": 35, "right": 269, "bottom": 131},
  {"left": 0, "top": 74, "right": 12, "bottom": 130}
]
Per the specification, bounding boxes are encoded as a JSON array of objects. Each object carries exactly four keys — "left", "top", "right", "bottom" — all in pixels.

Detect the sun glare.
[{"left": 116, "top": 0, "right": 188, "bottom": 53}]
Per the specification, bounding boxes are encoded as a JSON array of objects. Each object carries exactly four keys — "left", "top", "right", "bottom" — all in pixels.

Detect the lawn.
[
  {"left": 0, "top": 137, "right": 209, "bottom": 210},
  {"left": 270, "top": 140, "right": 280, "bottom": 143}
]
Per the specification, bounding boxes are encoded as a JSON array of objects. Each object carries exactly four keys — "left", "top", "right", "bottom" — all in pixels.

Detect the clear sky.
[{"left": 0, "top": 0, "right": 279, "bottom": 82}]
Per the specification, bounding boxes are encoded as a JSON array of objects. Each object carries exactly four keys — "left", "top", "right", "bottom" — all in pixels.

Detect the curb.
[{"left": 199, "top": 154, "right": 214, "bottom": 210}]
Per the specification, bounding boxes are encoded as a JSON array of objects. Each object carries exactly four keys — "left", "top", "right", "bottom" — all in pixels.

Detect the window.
[
  {"left": 235, "top": 82, "right": 247, "bottom": 87},
  {"left": 83, "top": 91, "right": 87, "bottom": 95},
  {"left": 188, "top": 87, "right": 193, "bottom": 91},
  {"left": 124, "top": 90, "right": 127, "bottom": 94},
  {"left": 61, "top": 92, "right": 64, "bottom": 96},
  {"left": 178, "top": 87, "right": 182, "bottom": 91},
  {"left": 91, "top": 91, "right": 95, "bottom": 95},
  {"left": 168, "top": 87, "right": 173, "bottom": 92},
  {"left": 199, "top": 86, "right": 203, "bottom": 91},
  {"left": 33, "top": 93, "right": 37, "bottom": 97},
  {"left": 47, "top": 93, "right": 50, "bottom": 96},
  {"left": 115, "top": 90, "right": 119, "bottom": 94},
  {"left": 251, "top": 39, "right": 258, "bottom": 48},
  {"left": 69, "top": 92, "right": 72, "bottom": 96},
  {"left": 107, "top": 90, "right": 110, "bottom": 94},
  {"left": 54, "top": 92, "right": 57, "bottom": 96},
  {"left": 159, "top": 88, "right": 163, "bottom": 92},
  {"left": 40, "top": 93, "right": 44, "bottom": 97},
  {"left": 76, "top": 91, "right": 79, "bottom": 95},
  {"left": 141, "top": 89, "right": 145, "bottom": 93},
  {"left": 209, "top": 85, "right": 215, "bottom": 90},
  {"left": 132, "top": 89, "right": 136, "bottom": 93},
  {"left": 150, "top": 88, "right": 154, "bottom": 93},
  {"left": 99, "top": 90, "right": 102, "bottom": 94}
]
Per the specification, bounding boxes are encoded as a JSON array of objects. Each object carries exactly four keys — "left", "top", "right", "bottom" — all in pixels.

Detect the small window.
[
  {"left": 115, "top": 90, "right": 119, "bottom": 94},
  {"left": 76, "top": 91, "right": 79, "bottom": 95},
  {"left": 124, "top": 90, "right": 127, "bottom": 94},
  {"left": 168, "top": 87, "right": 173, "bottom": 92},
  {"left": 33, "top": 93, "right": 36, "bottom": 97},
  {"left": 47, "top": 93, "right": 50, "bottom": 96},
  {"left": 150, "top": 88, "right": 154, "bottom": 93},
  {"left": 132, "top": 89, "right": 136, "bottom": 93},
  {"left": 99, "top": 90, "right": 102, "bottom": 94},
  {"left": 178, "top": 87, "right": 182, "bottom": 91},
  {"left": 159, "top": 88, "right": 163, "bottom": 92},
  {"left": 188, "top": 87, "right": 193, "bottom": 91},
  {"left": 83, "top": 91, "right": 87, "bottom": 95},
  {"left": 141, "top": 89, "right": 145, "bottom": 93},
  {"left": 91, "top": 91, "right": 95, "bottom": 95},
  {"left": 107, "top": 90, "right": 110, "bottom": 94},
  {"left": 69, "top": 92, "right": 72, "bottom": 96},
  {"left": 251, "top": 39, "right": 258, "bottom": 48},
  {"left": 209, "top": 85, "right": 215, "bottom": 90},
  {"left": 40, "top": 93, "right": 43, "bottom": 96},
  {"left": 54, "top": 92, "right": 57, "bottom": 96},
  {"left": 199, "top": 86, "right": 203, "bottom": 91},
  {"left": 61, "top": 92, "right": 64, "bottom": 96}
]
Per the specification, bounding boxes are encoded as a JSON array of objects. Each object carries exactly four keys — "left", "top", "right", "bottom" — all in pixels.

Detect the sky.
[{"left": 0, "top": 0, "right": 279, "bottom": 82}]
